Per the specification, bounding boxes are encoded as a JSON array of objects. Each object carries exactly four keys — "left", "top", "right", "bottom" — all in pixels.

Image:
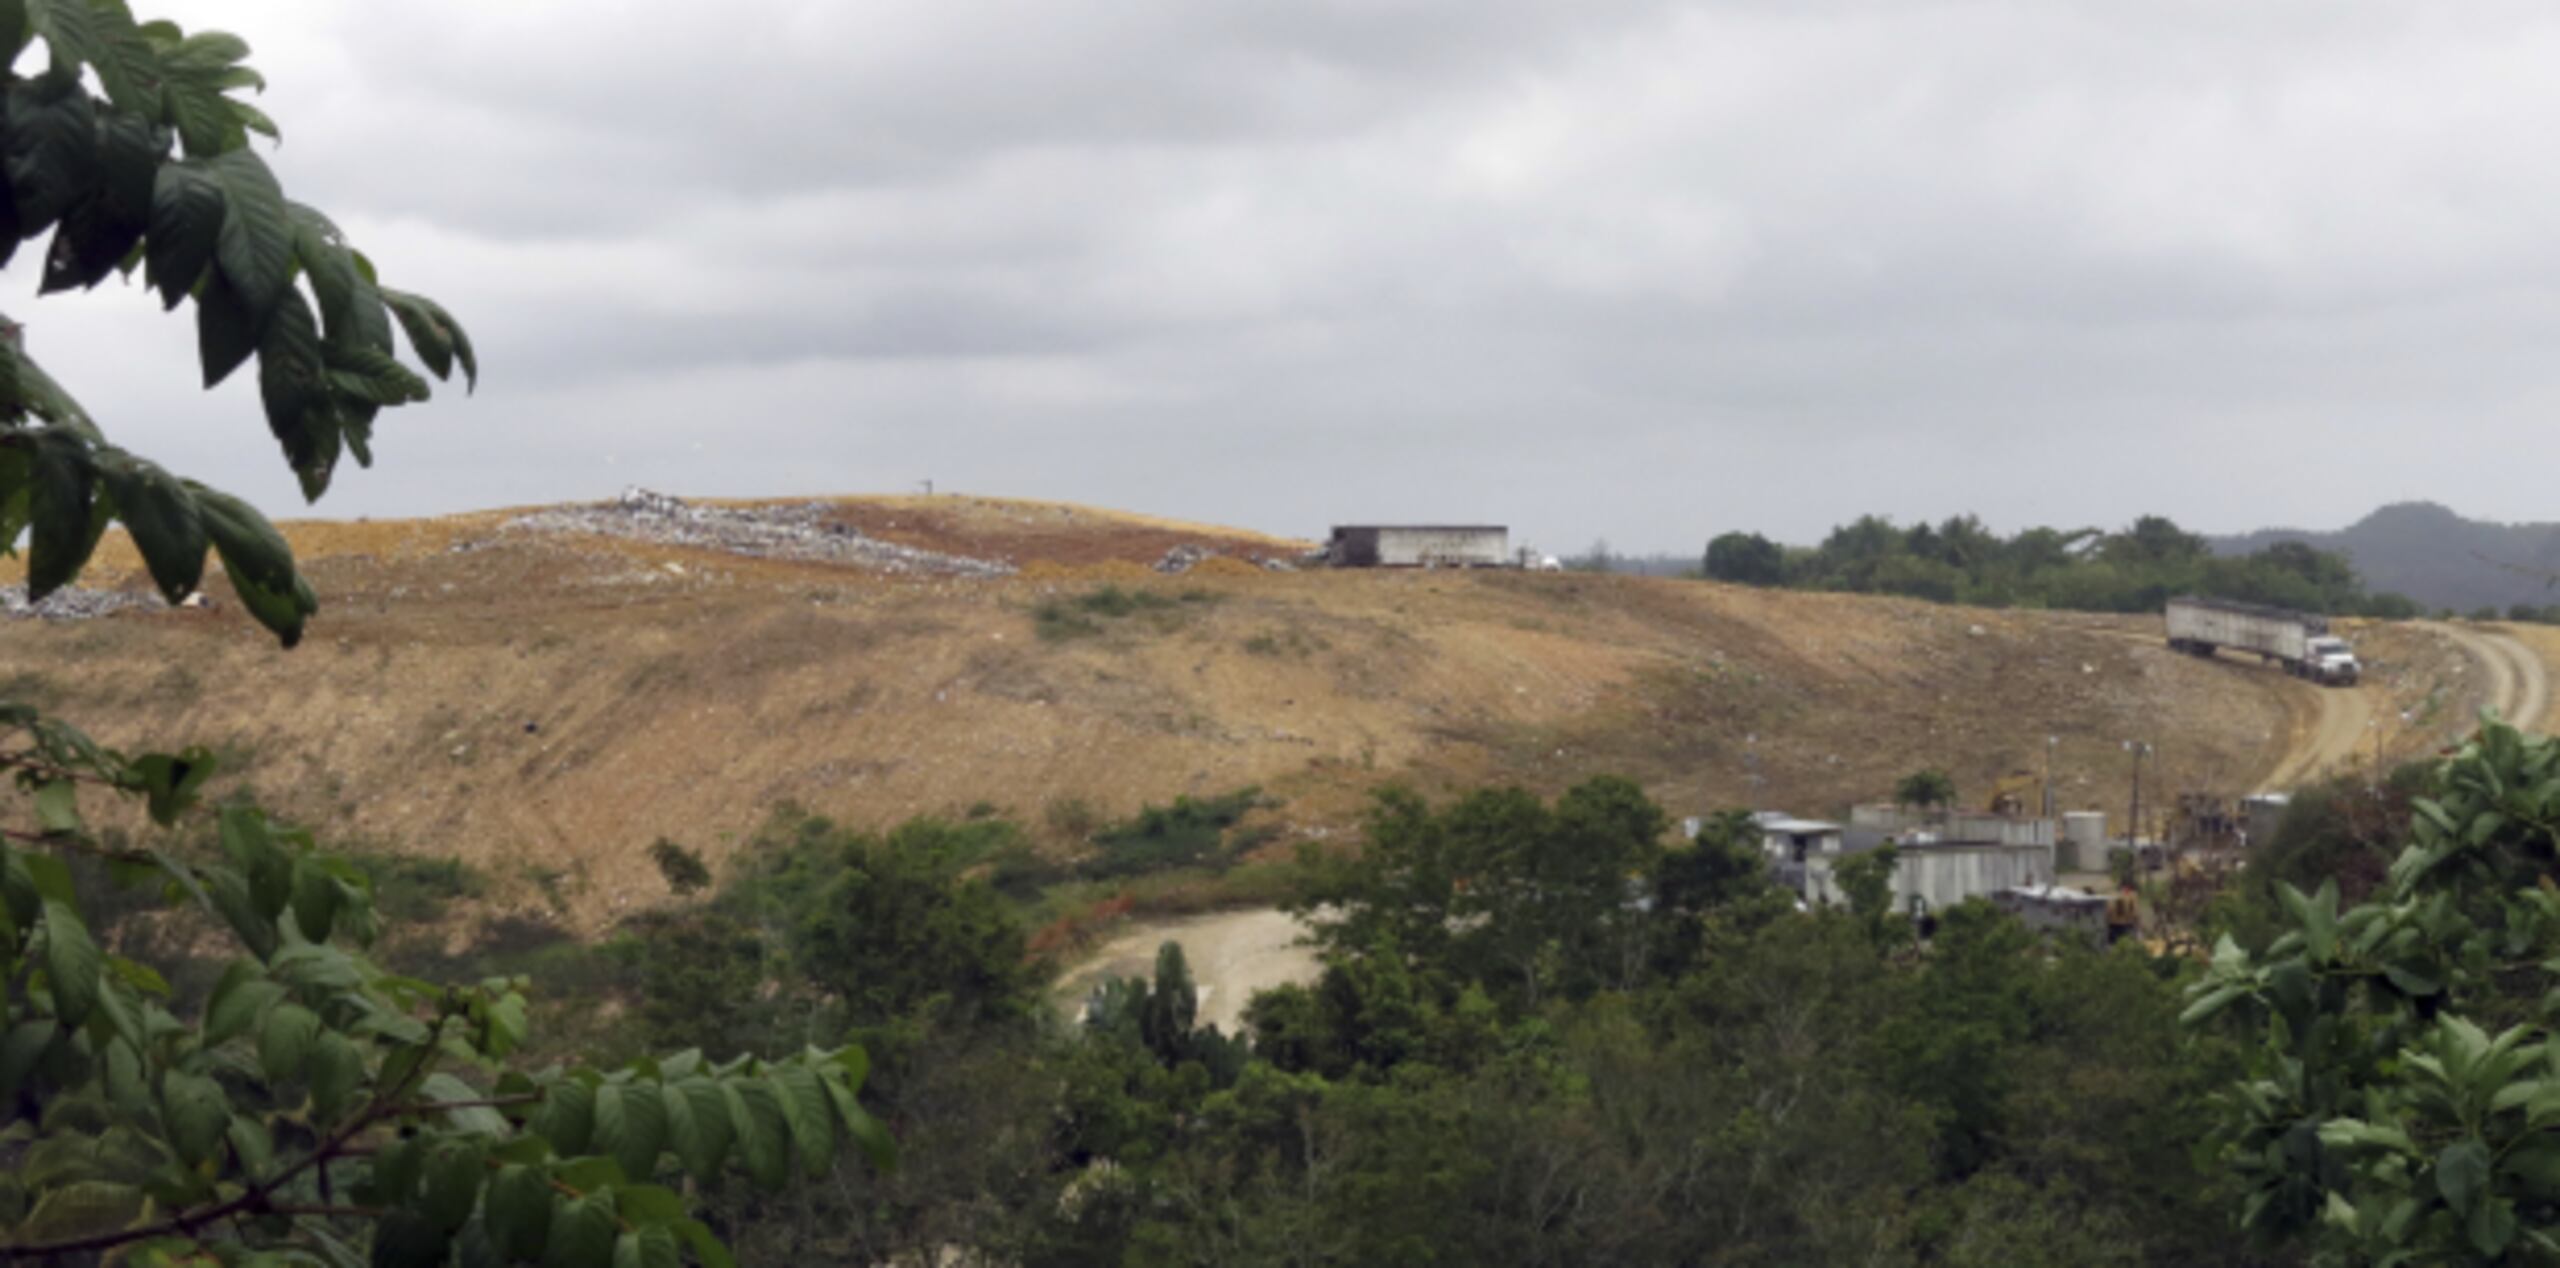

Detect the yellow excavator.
[{"left": 1983, "top": 769, "right": 2040, "bottom": 816}]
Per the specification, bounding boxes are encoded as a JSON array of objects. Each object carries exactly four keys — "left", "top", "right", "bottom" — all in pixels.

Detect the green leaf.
[
  {"left": 258, "top": 1001, "right": 318, "bottom": 1082},
  {"left": 4, "top": 68, "right": 98, "bottom": 233},
  {"left": 130, "top": 751, "right": 215, "bottom": 825},
  {"left": 2440, "top": 1137, "right": 2492, "bottom": 1215},
  {"left": 27, "top": 0, "right": 156, "bottom": 115},
  {"left": 1, "top": 1018, "right": 57, "bottom": 1105},
  {"left": 307, "top": 1029, "right": 363, "bottom": 1123},
  {"left": 97, "top": 454, "right": 206, "bottom": 603},
  {"left": 258, "top": 287, "right": 341, "bottom": 500},
  {"left": 40, "top": 191, "right": 144, "bottom": 294},
  {"left": 195, "top": 270, "right": 257, "bottom": 387},
  {"left": 160, "top": 1068, "right": 230, "bottom": 1165},
  {"left": 421, "top": 1137, "right": 485, "bottom": 1231},
  {"left": 420, "top": 1070, "right": 509, "bottom": 1135},
  {"left": 532, "top": 1077, "right": 595, "bottom": 1156},
  {"left": 672, "top": 1220, "right": 734, "bottom": 1268},
  {"left": 594, "top": 1079, "right": 667, "bottom": 1182},
  {"left": 820, "top": 1069, "right": 895, "bottom": 1173},
  {"left": 633, "top": 1226, "right": 682, "bottom": 1268},
  {"left": 723, "top": 1076, "right": 790, "bottom": 1191},
  {"left": 365, "top": 1135, "right": 424, "bottom": 1205},
  {"left": 12, "top": 1178, "right": 144, "bottom": 1242},
  {"left": 324, "top": 343, "right": 431, "bottom": 407},
  {"left": 24, "top": 428, "right": 96, "bottom": 601},
  {"left": 663, "top": 1078, "right": 732, "bottom": 1180},
  {"left": 194, "top": 483, "right": 313, "bottom": 647},
  {"left": 769, "top": 1065, "right": 836, "bottom": 1176},
  {"left": 41, "top": 898, "right": 101, "bottom": 1026},
  {"left": 486, "top": 1163, "right": 552, "bottom": 1261},
  {"left": 2472, "top": 1195, "right": 2518, "bottom": 1258},
  {"left": 543, "top": 1194, "right": 616, "bottom": 1268},
  {"left": 370, "top": 1209, "right": 449, "bottom": 1268},
  {"left": 382, "top": 287, "right": 476, "bottom": 390},
  {"left": 290, "top": 859, "right": 339, "bottom": 944},
  {"left": 146, "top": 159, "right": 223, "bottom": 309},
  {"left": 32, "top": 778, "right": 77, "bottom": 832},
  {"left": 202, "top": 959, "right": 280, "bottom": 1044},
  {"left": 206, "top": 147, "right": 292, "bottom": 332}
]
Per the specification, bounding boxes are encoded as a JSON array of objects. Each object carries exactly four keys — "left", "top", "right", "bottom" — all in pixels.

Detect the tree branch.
[{"left": 1, "top": 1053, "right": 440, "bottom": 1257}]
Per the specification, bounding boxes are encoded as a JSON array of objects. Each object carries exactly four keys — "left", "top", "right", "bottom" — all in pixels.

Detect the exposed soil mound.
[{"left": 5, "top": 492, "right": 2530, "bottom": 933}]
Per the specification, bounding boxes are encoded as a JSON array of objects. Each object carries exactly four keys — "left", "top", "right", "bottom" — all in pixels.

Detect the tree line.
[{"left": 1703, "top": 514, "right": 2425, "bottom": 617}]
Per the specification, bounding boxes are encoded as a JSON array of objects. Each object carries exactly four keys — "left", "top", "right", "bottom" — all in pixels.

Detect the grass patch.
[
  {"left": 1243, "top": 628, "right": 1327, "bottom": 658},
  {"left": 1033, "top": 585, "right": 1219, "bottom": 642},
  {"left": 354, "top": 853, "right": 486, "bottom": 924}
]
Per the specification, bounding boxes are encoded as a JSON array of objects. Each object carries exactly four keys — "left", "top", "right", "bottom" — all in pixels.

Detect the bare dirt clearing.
[
  {"left": 1051, "top": 908, "right": 1318, "bottom": 1033},
  {"left": 0, "top": 492, "right": 2407, "bottom": 933}
]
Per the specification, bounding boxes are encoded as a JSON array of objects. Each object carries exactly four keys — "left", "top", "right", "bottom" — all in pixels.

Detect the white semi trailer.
[{"left": 2165, "top": 596, "right": 2361, "bottom": 686}]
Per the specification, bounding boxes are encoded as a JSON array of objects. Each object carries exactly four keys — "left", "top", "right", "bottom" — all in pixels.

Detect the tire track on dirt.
[
  {"left": 2252, "top": 677, "right": 2376, "bottom": 793},
  {"left": 2428, "top": 621, "right": 2550, "bottom": 731}
]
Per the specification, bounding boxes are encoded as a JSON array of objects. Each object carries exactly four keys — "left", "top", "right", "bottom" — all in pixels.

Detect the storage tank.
[
  {"left": 2241, "top": 794, "right": 2290, "bottom": 848},
  {"left": 2061, "top": 811, "right": 2107, "bottom": 872}
]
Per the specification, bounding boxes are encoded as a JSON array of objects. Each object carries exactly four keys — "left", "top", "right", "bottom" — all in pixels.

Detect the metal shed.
[{"left": 1327, "top": 525, "right": 1511, "bottom": 568}]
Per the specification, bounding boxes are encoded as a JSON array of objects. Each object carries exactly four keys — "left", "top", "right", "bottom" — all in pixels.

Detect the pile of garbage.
[
  {"left": 506, "top": 488, "right": 1014, "bottom": 577},
  {"left": 1154, "top": 544, "right": 1213, "bottom": 574},
  {"left": 1154, "top": 543, "right": 1300, "bottom": 574},
  {"left": 2, "top": 584, "right": 165, "bottom": 622}
]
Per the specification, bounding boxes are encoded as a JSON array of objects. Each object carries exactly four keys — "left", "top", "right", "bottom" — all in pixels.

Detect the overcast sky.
[{"left": 14, "top": 1, "right": 2560, "bottom": 552}]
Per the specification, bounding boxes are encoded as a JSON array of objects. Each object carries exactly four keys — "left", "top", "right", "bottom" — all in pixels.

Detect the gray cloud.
[{"left": 12, "top": 0, "right": 2560, "bottom": 552}]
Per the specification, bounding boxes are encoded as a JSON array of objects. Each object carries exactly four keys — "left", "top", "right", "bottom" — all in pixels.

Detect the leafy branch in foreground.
[
  {"left": 2, "top": 703, "right": 894, "bottom": 1264},
  {"left": 0, "top": 1, "right": 475, "bottom": 648},
  {"left": 0, "top": 7, "right": 894, "bottom": 1262},
  {"left": 2187, "top": 715, "right": 2560, "bottom": 1264}
]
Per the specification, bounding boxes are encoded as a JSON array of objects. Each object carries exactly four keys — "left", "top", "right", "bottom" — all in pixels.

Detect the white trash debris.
[{"left": 505, "top": 488, "right": 1014, "bottom": 577}]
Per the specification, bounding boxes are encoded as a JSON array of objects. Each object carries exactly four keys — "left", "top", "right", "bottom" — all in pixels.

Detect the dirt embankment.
[{"left": 1, "top": 490, "right": 2443, "bottom": 933}]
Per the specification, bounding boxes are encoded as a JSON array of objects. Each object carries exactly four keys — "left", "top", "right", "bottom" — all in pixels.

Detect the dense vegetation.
[
  {"left": 582, "top": 784, "right": 2253, "bottom": 1265},
  {"left": 1704, "top": 513, "right": 2422, "bottom": 617}
]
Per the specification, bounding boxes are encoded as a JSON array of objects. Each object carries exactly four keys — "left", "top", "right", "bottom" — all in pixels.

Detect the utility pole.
[
  {"left": 2124, "top": 740, "right": 2151, "bottom": 858},
  {"left": 2042, "top": 734, "right": 2058, "bottom": 819}
]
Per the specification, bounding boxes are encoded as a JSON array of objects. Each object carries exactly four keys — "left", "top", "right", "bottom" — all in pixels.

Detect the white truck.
[{"left": 2165, "top": 596, "right": 2360, "bottom": 686}]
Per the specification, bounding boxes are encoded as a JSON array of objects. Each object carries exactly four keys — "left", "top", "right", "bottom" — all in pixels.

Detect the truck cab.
[{"left": 2305, "top": 636, "right": 2360, "bottom": 685}]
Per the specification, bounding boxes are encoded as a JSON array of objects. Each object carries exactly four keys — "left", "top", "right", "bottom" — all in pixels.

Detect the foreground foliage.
[
  {"left": 0, "top": 7, "right": 892, "bottom": 1262},
  {"left": 0, "top": 0, "right": 472, "bottom": 647},
  {"left": 1, "top": 706, "right": 888, "bottom": 1263},
  {"left": 2192, "top": 716, "right": 2560, "bottom": 1264}
]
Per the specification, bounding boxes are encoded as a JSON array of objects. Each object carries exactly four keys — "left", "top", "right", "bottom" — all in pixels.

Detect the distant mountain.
[{"left": 2212, "top": 502, "right": 2560, "bottom": 612}]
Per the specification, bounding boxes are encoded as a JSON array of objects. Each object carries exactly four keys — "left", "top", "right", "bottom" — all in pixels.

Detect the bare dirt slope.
[
  {"left": 2431, "top": 622, "right": 2556, "bottom": 732},
  {"left": 0, "top": 492, "right": 2495, "bottom": 931}
]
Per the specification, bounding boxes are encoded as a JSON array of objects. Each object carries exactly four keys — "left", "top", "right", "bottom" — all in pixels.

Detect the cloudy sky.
[{"left": 14, "top": 1, "right": 2560, "bottom": 551}]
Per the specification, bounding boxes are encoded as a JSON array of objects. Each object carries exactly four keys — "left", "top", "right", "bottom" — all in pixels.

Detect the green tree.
[
  {"left": 1896, "top": 767, "right": 1958, "bottom": 812},
  {"left": 1703, "top": 530, "right": 1786, "bottom": 586},
  {"left": 0, "top": 10, "right": 886, "bottom": 1261},
  {"left": 1295, "top": 777, "right": 1671, "bottom": 1009}
]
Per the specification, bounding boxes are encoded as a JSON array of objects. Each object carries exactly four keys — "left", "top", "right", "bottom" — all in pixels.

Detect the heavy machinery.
[
  {"left": 1982, "top": 770, "right": 2039, "bottom": 817},
  {"left": 2165, "top": 596, "right": 2361, "bottom": 686}
]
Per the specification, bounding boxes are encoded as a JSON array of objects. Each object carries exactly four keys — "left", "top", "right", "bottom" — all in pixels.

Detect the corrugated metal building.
[
  {"left": 1327, "top": 525, "right": 1510, "bottom": 568},
  {"left": 1803, "top": 830, "right": 2056, "bottom": 917},
  {"left": 1994, "top": 885, "right": 2109, "bottom": 944}
]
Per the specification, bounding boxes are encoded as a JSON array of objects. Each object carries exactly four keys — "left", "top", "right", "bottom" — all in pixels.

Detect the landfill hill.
[{"left": 1, "top": 490, "right": 2521, "bottom": 932}]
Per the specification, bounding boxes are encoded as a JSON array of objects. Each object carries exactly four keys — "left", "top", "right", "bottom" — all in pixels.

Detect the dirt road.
[
  {"left": 2252, "top": 673, "right": 2381, "bottom": 794},
  {"left": 1052, "top": 908, "right": 1319, "bottom": 1034},
  {"left": 2428, "top": 622, "right": 2554, "bottom": 731}
]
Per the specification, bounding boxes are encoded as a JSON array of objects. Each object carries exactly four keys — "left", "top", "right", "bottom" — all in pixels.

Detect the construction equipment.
[{"left": 1983, "top": 769, "right": 2038, "bottom": 817}]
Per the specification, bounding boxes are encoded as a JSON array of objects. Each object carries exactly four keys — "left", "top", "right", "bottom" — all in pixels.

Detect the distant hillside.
[{"left": 2211, "top": 502, "right": 2560, "bottom": 613}]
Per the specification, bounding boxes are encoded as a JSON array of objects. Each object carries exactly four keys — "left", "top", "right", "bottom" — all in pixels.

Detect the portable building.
[{"left": 1327, "top": 525, "right": 1511, "bottom": 568}]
